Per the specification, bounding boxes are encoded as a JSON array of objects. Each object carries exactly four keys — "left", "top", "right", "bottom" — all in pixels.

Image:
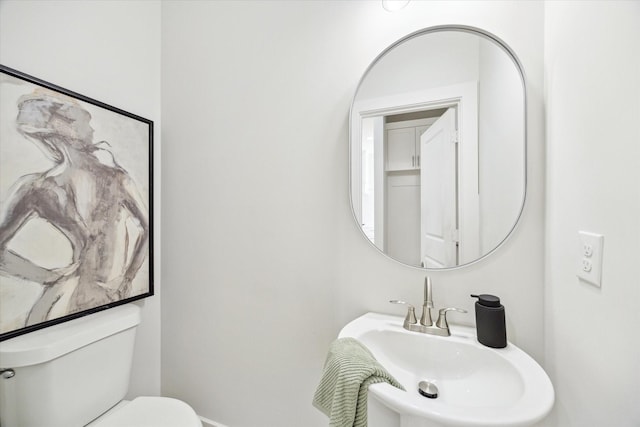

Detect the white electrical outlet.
[{"left": 577, "top": 231, "right": 604, "bottom": 287}]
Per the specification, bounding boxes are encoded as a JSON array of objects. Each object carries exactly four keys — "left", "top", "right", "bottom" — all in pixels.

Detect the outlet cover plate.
[{"left": 577, "top": 231, "right": 604, "bottom": 287}]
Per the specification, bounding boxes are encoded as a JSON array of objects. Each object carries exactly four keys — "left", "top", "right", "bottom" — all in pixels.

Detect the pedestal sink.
[{"left": 338, "top": 313, "right": 554, "bottom": 427}]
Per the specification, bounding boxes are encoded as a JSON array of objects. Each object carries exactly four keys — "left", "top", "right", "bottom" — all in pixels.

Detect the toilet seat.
[{"left": 90, "top": 396, "right": 202, "bottom": 427}]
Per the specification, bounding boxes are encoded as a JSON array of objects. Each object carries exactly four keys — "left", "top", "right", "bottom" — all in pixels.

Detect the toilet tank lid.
[
  {"left": 91, "top": 397, "right": 202, "bottom": 427},
  {"left": 0, "top": 304, "right": 141, "bottom": 368}
]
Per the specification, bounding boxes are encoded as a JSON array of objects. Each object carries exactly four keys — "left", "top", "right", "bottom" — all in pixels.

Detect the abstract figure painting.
[{"left": 0, "top": 65, "right": 153, "bottom": 341}]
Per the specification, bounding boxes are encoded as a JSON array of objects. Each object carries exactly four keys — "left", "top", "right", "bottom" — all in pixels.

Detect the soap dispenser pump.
[{"left": 470, "top": 294, "right": 507, "bottom": 348}]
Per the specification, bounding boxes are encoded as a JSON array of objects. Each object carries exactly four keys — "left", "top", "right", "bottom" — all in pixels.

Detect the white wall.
[
  {"left": 478, "top": 38, "right": 525, "bottom": 254},
  {"left": 0, "top": 0, "right": 162, "bottom": 398},
  {"left": 544, "top": 2, "right": 640, "bottom": 426},
  {"left": 161, "top": 1, "right": 545, "bottom": 426},
  {"left": 356, "top": 31, "right": 480, "bottom": 100}
]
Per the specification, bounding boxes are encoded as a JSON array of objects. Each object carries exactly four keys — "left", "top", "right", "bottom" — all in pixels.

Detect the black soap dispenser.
[{"left": 470, "top": 294, "right": 507, "bottom": 348}]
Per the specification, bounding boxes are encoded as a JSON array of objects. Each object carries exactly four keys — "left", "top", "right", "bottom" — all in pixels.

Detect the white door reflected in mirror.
[
  {"left": 420, "top": 108, "right": 458, "bottom": 268},
  {"left": 351, "top": 26, "right": 526, "bottom": 269}
]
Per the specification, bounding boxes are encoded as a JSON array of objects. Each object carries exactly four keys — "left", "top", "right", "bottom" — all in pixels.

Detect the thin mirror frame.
[{"left": 349, "top": 25, "right": 528, "bottom": 270}]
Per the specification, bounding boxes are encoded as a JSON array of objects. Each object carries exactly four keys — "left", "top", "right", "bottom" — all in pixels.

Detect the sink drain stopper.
[{"left": 418, "top": 380, "right": 438, "bottom": 399}]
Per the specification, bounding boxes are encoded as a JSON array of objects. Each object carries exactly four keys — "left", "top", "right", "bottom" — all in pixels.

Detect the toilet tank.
[{"left": 0, "top": 304, "right": 141, "bottom": 427}]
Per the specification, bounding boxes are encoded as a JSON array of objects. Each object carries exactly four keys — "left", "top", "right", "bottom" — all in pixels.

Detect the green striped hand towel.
[{"left": 312, "top": 337, "right": 405, "bottom": 427}]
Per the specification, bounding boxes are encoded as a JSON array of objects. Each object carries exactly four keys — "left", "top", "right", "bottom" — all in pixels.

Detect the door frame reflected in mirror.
[{"left": 352, "top": 83, "right": 480, "bottom": 267}]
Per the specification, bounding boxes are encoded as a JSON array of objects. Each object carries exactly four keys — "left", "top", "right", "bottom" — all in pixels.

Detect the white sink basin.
[{"left": 338, "top": 313, "right": 554, "bottom": 427}]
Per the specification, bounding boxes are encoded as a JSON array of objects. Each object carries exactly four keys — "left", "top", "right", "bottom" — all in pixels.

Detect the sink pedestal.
[{"left": 369, "top": 394, "right": 447, "bottom": 427}]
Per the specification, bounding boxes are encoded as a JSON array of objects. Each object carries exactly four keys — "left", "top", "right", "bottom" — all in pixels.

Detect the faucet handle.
[
  {"left": 389, "top": 300, "right": 418, "bottom": 328},
  {"left": 435, "top": 307, "right": 467, "bottom": 329}
]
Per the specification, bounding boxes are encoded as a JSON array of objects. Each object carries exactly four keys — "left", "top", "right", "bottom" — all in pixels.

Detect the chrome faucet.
[{"left": 390, "top": 276, "right": 467, "bottom": 337}]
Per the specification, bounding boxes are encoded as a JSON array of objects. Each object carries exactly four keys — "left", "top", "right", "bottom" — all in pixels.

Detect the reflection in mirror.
[{"left": 350, "top": 27, "right": 526, "bottom": 269}]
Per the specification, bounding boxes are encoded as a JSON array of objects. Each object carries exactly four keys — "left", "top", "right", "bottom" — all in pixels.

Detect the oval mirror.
[{"left": 350, "top": 26, "right": 526, "bottom": 269}]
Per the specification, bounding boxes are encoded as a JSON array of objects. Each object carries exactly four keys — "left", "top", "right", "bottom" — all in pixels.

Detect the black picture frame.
[{"left": 0, "top": 64, "right": 154, "bottom": 341}]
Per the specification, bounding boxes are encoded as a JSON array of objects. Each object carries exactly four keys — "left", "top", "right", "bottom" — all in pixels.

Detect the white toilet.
[{"left": 0, "top": 304, "right": 202, "bottom": 427}]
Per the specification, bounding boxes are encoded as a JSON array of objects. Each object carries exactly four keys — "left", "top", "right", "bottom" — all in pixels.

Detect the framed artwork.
[{"left": 0, "top": 65, "right": 153, "bottom": 341}]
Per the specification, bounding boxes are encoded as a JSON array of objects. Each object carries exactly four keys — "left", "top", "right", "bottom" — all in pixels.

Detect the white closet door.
[{"left": 420, "top": 108, "right": 458, "bottom": 268}]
